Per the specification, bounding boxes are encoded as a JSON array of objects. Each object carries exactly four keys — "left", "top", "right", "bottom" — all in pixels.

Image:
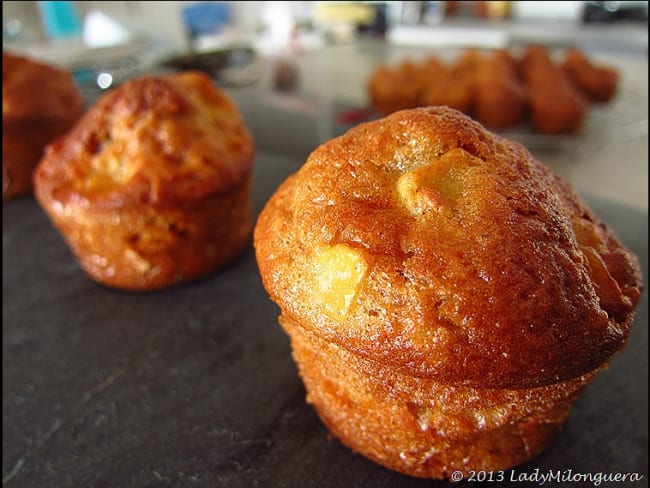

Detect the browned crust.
[
  {"left": 44, "top": 174, "right": 252, "bottom": 291},
  {"left": 3, "top": 50, "right": 84, "bottom": 123},
  {"left": 366, "top": 46, "right": 612, "bottom": 136},
  {"left": 34, "top": 72, "right": 254, "bottom": 207},
  {"left": 34, "top": 71, "right": 255, "bottom": 290},
  {"left": 3, "top": 51, "right": 84, "bottom": 199},
  {"left": 561, "top": 47, "right": 618, "bottom": 103},
  {"left": 367, "top": 61, "right": 428, "bottom": 116},
  {"left": 473, "top": 50, "right": 526, "bottom": 129},
  {"left": 254, "top": 106, "right": 642, "bottom": 388},
  {"left": 520, "top": 45, "right": 588, "bottom": 135},
  {"left": 284, "top": 316, "right": 591, "bottom": 479}
]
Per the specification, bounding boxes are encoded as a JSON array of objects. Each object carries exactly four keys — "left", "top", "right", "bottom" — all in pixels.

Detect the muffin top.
[
  {"left": 3, "top": 50, "right": 83, "bottom": 124},
  {"left": 254, "top": 106, "right": 642, "bottom": 388},
  {"left": 35, "top": 71, "right": 254, "bottom": 208}
]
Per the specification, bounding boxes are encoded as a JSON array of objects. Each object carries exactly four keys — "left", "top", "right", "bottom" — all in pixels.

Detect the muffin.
[
  {"left": 473, "top": 50, "right": 526, "bottom": 129},
  {"left": 561, "top": 47, "right": 618, "bottom": 103},
  {"left": 3, "top": 51, "right": 84, "bottom": 199},
  {"left": 34, "top": 71, "right": 255, "bottom": 291},
  {"left": 367, "top": 60, "right": 428, "bottom": 116},
  {"left": 520, "top": 45, "right": 588, "bottom": 134},
  {"left": 419, "top": 60, "right": 474, "bottom": 115},
  {"left": 254, "top": 107, "right": 642, "bottom": 479}
]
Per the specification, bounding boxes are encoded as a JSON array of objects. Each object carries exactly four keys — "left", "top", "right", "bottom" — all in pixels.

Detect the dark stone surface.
[{"left": 3, "top": 150, "right": 648, "bottom": 487}]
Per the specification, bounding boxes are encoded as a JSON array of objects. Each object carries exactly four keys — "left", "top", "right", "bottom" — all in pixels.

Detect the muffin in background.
[
  {"left": 34, "top": 71, "right": 255, "bottom": 291},
  {"left": 367, "top": 60, "right": 428, "bottom": 115},
  {"left": 254, "top": 106, "right": 642, "bottom": 479},
  {"left": 520, "top": 45, "right": 588, "bottom": 135},
  {"left": 365, "top": 45, "right": 617, "bottom": 135},
  {"left": 562, "top": 47, "right": 619, "bottom": 103},
  {"left": 473, "top": 49, "right": 526, "bottom": 129},
  {"left": 3, "top": 51, "right": 84, "bottom": 200}
]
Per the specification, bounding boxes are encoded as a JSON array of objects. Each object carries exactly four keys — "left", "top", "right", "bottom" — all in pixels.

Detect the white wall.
[
  {"left": 75, "top": 1, "right": 190, "bottom": 53},
  {"left": 511, "top": 1, "right": 584, "bottom": 20},
  {"left": 77, "top": 1, "right": 312, "bottom": 54},
  {"left": 3, "top": 1, "right": 612, "bottom": 54}
]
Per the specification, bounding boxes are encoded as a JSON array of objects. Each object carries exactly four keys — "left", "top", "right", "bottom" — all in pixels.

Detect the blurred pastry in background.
[
  {"left": 449, "top": 48, "right": 481, "bottom": 93},
  {"left": 3, "top": 51, "right": 84, "bottom": 200},
  {"left": 491, "top": 47, "right": 521, "bottom": 76},
  {"left": 419, "top": 58, "right": 474, "bottom": 114},
  {"left": 368, "top": 60, "right": 427, "bottom": 115},
  {"left": 520, "top": 45, "right": 588, "bottom": 134},
  {"left": 365, "top": 45, "right": 618, "bottom": 136},
  {"left": 473, "top": 49, "right": 527, "bottom": 129},
  {"left": 420, "top": 55, "right": 447, "bottom": 76},
  {"left": 451, "top": 47, "right": 482, "bottom": 79},
  {"left": 34, "top": 71, "right": 255, "bottom": 291},
  {"left": 561, "top": 47, "right": 619, "bottom": 103}
]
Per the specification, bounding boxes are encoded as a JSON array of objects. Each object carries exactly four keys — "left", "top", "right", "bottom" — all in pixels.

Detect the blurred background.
[{"left": 3, "top": 0, "right": 647, "bottom": 211}]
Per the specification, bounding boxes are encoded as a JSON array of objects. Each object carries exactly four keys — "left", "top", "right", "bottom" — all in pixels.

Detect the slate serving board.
[{"left": 3, "top": 150, "right": 648, "bottom": 488}]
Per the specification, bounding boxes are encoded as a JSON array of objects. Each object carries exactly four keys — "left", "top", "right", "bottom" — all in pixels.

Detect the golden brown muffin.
[
  {"left": 419, "top": 49, "right": 481, "bottom": 117},
  {"left": 283, "top": 315, "right": 595, "bottom": 478},
  {"left": 418, "top": 57, "right": 474, "bottom": 115},
  {"left": 450, "top": 48, "right": 481, "bottom": 81},
  {"left": 419, "top": 75, "right": 474, "bottom": 114},
  {"left": 561, "top": 47, "right": 618, "bottom": 103},
  {"left": 34, "top": 71, "right": 255, "bottom": 291},
  {"left": 521, "top": 45, "right": 588, "bottom": 134},
  {"left": 3, "top": 51, "right": 84, "bottom": 200},
  {"left": 367, "top": 60, "right": 428, "bottom": 116},
  {"left": 473, "top": 50, "right": 526, "bottom": 129},
  {"left": 254, "top": 107, "right": 642, "bottom": 479}
]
